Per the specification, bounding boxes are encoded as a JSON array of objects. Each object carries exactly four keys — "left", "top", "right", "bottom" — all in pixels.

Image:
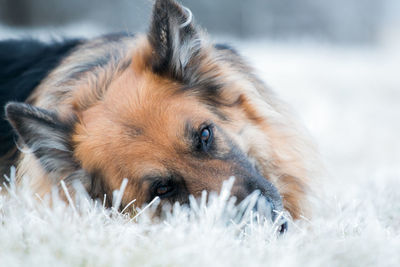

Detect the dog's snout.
[{"left": 231, "top": 172, "right": 288, "bottom": 234}]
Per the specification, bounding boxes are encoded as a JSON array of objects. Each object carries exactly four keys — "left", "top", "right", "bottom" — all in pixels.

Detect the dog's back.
[{"left": 0, "top": 38, "right": 81, "bottom": 176}]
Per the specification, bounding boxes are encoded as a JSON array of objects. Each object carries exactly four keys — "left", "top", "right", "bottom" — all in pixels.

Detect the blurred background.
[
  {"left": 0, "top": 0, "right": 399, "bottom": 186},
  {"left": 0, "top": 0, "right": 399, "bottom": 44}
]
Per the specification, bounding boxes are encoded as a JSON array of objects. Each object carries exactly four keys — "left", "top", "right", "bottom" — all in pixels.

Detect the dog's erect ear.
[
  {"left": 5, "top": 102, "right": 79, "bottom": 174},
  {"left": 148, "top": 0, "right": 202, "bottom": 82}
]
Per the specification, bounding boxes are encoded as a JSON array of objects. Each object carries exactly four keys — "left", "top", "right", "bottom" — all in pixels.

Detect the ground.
[{"left": 0, "top": 33, "right": 399, "bottom": 266}]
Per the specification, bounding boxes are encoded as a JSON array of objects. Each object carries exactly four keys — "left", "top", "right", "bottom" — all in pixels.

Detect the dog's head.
[{"left": 6, "top": 0, "right": 312, "bottom": 226}]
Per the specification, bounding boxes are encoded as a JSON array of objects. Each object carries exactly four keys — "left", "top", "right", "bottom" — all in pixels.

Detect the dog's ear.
[
  {"left": 5, "top": 102, "right": 79, "bottom": 174},
  {"left": 148, "top": 0, "right": 203, "bottom": 83}
]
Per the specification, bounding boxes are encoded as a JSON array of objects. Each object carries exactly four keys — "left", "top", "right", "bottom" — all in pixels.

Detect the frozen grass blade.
[
  {"left": 112, "top": 178, "right": 128, "bottom": 211},
  {"left": 121, "top": 198, "right": 136, "bottom": 213},
  {"left": 130, "top": 196, "right": 160, "bottom": 222},
  {"left": 60, "top": 180, "right": 78, "bottom": 216}
]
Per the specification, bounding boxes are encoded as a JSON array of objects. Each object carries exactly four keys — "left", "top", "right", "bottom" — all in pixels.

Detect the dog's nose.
[
  {"left": 254, "top": 197, "right": 288, "bottom": 234},
  {"left": 278, "top": 220, "right": 288, "bottom": 234},
  {"left": 230, "top": 170, "right": 288, "bottom": 233}
]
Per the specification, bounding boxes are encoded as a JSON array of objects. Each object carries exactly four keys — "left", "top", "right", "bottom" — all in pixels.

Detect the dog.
[{"left": 0, "top": 0, "right": 318, "bottom": 229}]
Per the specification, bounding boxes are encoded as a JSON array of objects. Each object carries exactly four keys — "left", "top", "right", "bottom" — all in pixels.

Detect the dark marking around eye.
[
  {"left": 142, "top": 173, "right": 190, "bottom": 204},
  {"left": 183, "top": 121, "right": 217, "bottom": 156}
]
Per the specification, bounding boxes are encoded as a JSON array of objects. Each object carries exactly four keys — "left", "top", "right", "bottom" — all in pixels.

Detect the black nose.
[
  {"left": 254, "top": 197, "right": 288, "bottom": 234},
  {"left": 278, "top": 220, "right": 288, "bottom": 234},
  {"left": 230, "top": 161, "right": 287, "bottom": 233}
]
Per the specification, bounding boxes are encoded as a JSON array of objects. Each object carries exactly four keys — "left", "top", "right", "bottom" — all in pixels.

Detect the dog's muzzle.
[
  {"left": 253, "top": 196, "right": 288, "bottom": 234},
  {"left": 232, "top": 173, "right": 288, "bottom": 234}
]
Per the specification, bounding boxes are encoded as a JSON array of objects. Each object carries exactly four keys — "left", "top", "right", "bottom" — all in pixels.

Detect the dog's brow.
[
  {"left": 206, "top": 105, "right": 229, "bottom": 122},
  {"left": 139, "top": 174, "right": 169, "bottom": 187}
]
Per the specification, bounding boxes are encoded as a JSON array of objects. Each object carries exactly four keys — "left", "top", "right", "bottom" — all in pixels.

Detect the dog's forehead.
[
  {"left": 99, "top": 67, "right": 215, "bottom": 130},
  {"left": 76, "top": 80, "right": 214, "bottom": 165}
]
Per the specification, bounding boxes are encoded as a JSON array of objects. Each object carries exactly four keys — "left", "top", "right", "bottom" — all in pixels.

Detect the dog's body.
[{"left": 1, "top": 0, "right": 318, "bottom": 222}]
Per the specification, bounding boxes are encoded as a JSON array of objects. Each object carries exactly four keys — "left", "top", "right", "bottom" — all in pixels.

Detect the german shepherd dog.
[{"left": 0, "top": 0, "right": 317, "bottom": 230}]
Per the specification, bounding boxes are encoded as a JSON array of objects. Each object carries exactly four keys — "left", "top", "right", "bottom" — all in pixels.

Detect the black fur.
[
  {"left": 0, "top": 38, "right": 82, "bottom": 159},
  {"left": 148, "top": 0, "right": 198, "bottom": 81}
]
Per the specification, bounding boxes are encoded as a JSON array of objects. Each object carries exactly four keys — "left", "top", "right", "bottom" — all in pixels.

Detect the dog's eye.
[
  {"left": 199, "top": 126, "right": 213, "bottom": 151},
  {"left": 156, "top": 185, "right": 170, "bottom": 195},
  {"left": 154, "top": 182, "right": 175, "bottom": 198},
  {"left": 201, "top": 128, "right": 210, "bottom": 141}
]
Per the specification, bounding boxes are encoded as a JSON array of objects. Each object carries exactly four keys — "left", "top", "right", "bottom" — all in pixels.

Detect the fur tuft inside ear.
[
  {"left": 5, "top": 102, "right": 78, "bottom": 173},
  {"left": 148, "top": 0, "right": 202, "bottom": 82}
]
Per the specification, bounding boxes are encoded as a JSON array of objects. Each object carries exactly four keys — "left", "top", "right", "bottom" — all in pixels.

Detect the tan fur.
[
  {"left": 8, "top": 3, "right": 319, "bottom": 220},
  {"left": 73, "top": 47, "right": 241, "bottom": 206}
]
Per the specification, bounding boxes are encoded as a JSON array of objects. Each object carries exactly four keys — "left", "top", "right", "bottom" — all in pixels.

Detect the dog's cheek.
[{"left": 223, "top": 122, "right": 274, "bottom": 170}]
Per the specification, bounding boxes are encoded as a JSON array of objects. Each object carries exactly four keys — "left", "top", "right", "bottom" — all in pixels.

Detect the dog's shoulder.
[
  {"left": 0, "top": 38, "right": 83, "bottom": 100},
  {"left": 0, "top": 38, "right": 82, "bottom": 158}
]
